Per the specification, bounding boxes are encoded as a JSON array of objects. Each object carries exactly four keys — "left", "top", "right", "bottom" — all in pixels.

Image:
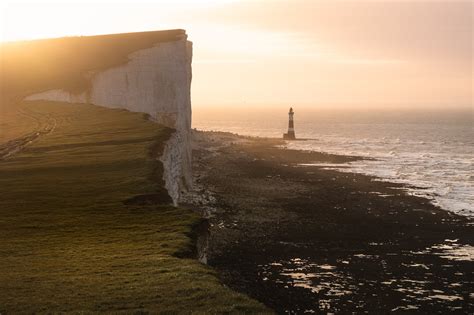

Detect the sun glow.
[
  {"left": 1, "top": 0, "right": 471, "bottom": 109},
  {"left": 0, "top": 0, "right": 239, "bottom": 42}
]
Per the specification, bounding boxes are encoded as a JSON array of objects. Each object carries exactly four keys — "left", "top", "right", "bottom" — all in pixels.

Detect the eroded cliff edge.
[{"left": 21, "top": 30, "right": 193, "bottom": 205}]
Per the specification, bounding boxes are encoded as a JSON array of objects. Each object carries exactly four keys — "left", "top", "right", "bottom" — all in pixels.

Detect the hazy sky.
[{"left": 0, "top": 0, "right": 472, "bottom": 109}]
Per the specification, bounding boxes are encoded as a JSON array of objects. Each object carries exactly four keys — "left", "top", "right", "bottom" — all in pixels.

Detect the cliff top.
[{"left": 1, "top": 29, "right": 187, "bottom": 106}]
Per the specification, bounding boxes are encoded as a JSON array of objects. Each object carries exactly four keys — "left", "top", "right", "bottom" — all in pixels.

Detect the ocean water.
[{"left": 193, "top": 107, "right": 473, "bottom": 217}]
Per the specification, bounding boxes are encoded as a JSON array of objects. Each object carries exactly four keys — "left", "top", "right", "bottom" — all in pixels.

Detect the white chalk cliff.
[{"left": 25, "top": 32, "right": 193, "bottom": 205}]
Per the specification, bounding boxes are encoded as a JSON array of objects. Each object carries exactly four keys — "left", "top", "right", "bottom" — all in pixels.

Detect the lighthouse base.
[{"left": 283, "top": 132, "right": 296, "bottom": 140}]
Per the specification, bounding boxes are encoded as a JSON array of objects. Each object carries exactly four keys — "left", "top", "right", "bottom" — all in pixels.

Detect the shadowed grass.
[{"left": 0, "top": 101, "right": 269, "bottom": 313}]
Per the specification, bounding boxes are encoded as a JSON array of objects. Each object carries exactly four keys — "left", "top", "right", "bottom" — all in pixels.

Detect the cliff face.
[{"left": 24, "top": 32, "right": 193, "bottom": 205}]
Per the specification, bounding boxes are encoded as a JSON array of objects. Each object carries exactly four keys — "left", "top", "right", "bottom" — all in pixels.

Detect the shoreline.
[
  {"left": 184, "top": 130, "right": 473, "bottom": 314},
  {"left": 192, "top": 125, "right": 474, "bottom": 218}
]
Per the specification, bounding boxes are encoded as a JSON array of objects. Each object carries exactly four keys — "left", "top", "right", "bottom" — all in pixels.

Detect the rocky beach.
[{"left": 183, "top": 131, "right": 473, "bottom": 314}]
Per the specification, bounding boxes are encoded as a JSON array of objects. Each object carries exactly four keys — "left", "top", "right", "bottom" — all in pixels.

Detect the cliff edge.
[{"left": 3, "top": 30, "right": 193, "bottom": 205}]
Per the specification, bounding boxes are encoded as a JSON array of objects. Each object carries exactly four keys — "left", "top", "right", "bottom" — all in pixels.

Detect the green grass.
[{"left": 0, "top": 101, "right": 269, "bottom": 313}]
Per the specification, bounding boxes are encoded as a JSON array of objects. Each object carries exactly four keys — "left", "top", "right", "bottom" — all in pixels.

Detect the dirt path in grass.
[{"left": 0, "top": 104, "right": 58, "bottom": 160}]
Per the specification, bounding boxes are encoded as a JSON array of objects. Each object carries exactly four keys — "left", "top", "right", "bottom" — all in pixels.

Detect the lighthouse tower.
[{"left": 283, "top": 107, "right": 296, "bottom": 140}]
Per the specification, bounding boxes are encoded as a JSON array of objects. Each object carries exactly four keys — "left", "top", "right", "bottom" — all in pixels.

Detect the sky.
[{"left": 0, "top": 0, "right": 472, "bottom": 110}]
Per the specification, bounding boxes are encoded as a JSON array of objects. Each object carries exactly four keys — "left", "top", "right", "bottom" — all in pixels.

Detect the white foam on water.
[
  {"left": 285, "top": 128, "right": 474, "bottom": 217},
  {"left": 287, "top": 139, "right": 474, "bottom": 216}
]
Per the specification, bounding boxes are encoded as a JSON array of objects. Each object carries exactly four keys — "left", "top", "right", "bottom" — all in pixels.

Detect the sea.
[{"left": 193, "top": 107, "right": 473, "bottom": 217}]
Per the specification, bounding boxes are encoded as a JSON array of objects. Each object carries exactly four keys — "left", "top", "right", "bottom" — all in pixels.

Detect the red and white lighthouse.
[{"left": 283, "top": 107, "right": 296, "bottom": 140}]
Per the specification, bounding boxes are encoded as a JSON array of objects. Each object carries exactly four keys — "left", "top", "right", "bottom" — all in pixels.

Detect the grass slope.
[{"left": 0, "top": 101, "right": 268, "bottom": 313}]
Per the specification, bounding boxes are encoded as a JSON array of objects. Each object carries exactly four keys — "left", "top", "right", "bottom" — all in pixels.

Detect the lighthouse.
[{"left": 283, "top": 107, "right": 296, "bottom": 140}]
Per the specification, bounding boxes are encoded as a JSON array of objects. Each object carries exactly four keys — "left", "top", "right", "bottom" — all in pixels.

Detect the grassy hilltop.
[{"left": 0, "top": 101, "right": 268, "bottom": 313}]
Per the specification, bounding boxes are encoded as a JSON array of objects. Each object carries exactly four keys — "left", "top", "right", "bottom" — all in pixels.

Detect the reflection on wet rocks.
[
  {"left": 260, "top": 258, "right": 358, "bottom": 312},
  {"left": 257, "top": 247, "right": 472, "bottom": 314}
]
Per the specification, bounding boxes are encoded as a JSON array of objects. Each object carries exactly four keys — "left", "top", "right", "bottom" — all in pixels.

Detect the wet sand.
[{"left": 183, "top": 131, "right": 473, "bottom": 314}]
